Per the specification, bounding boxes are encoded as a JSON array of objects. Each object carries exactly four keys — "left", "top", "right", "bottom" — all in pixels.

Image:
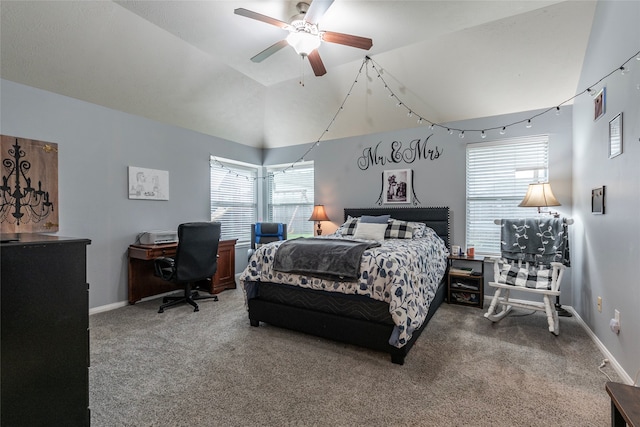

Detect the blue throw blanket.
[
  {"left": 500, "top": 217, "right": 570, "bottom": 266},
  {"left": 273, "top": 238, "right": 380, "bottom": 281}
]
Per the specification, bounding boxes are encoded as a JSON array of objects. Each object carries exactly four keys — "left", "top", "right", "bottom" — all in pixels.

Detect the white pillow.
[{"left": 353, "top": 222, "right": 387, "bottom": 241}]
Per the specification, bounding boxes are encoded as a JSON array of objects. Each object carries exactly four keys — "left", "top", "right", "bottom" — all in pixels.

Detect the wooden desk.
[
  {"left": 128, "top": 239, "right": 237, "bottom": 304},
  {"left": 606, "top": 381, "right": 640, "bottom": 427}
]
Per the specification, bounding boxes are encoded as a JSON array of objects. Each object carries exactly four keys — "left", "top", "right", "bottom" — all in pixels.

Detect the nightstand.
[{"left": 447, "top": 255, "right": 485, "bottom": 309}]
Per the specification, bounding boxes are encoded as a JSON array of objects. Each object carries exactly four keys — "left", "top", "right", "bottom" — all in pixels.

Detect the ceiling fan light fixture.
[{"left": 286, "top": 20, "right": 321, "bottom": 56}]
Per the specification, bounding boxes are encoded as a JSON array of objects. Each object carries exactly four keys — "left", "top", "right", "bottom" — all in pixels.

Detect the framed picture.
[
  {"left": 383, "top": 169, "right": 412, "bottom": 204},
  {"left": 128, "top": 166, "right": 169, "bottom": 200},
  {"left": 609, "top": 113, "right": 622, "bottom": 158},
  {"left": 591, "top": 186, "right": 605, "bottom": 214},
  {"left": 594, "top": 87, "right": 606, "bottom": 121}
]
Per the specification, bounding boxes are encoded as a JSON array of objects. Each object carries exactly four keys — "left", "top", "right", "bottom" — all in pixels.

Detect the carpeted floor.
[{"left": 89, "top": 287, "right": 618, "bottom": 426}]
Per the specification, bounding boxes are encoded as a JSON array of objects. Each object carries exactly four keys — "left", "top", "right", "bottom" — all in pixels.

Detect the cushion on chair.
[{"left": 497, "top": 263, "right": 553, "bottom": 290}]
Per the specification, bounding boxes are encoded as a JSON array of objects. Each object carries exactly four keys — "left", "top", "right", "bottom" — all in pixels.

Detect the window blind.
[
  {"left": 210, "top": 157, "right": 258, "bottom": 244},
  {"left": 466, "top": 136, "right": 549, "bottom": 255},
  {"left": 266, "top": 162, "right": 314, "bottom": 238}
]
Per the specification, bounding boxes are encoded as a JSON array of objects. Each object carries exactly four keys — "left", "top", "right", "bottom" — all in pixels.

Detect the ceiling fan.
[{"left": 234, "top": 0, "right": 373, "bottom": 77}]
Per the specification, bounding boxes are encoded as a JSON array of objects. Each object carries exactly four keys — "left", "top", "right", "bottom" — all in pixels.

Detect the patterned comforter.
[{"left": 240, "top": 227, "right": 449, "bottom": 348}]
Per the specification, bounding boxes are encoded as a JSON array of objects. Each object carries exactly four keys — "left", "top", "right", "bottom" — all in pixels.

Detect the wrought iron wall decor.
[{"left": 1, "top": 135, "right": 59, "bottom": 233}]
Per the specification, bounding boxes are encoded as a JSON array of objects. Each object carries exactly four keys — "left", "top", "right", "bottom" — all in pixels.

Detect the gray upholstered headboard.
[{"left": 343, "top": 207, "right": 450, "bottom": 248}]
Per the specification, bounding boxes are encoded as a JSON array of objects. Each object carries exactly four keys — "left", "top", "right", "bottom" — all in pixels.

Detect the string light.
[{"left": 216, "top": 49, "right": 640, "bottom": 180}]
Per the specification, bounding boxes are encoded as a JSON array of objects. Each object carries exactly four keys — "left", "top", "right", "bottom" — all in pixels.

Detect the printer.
[{"left": 139, "top": 230, "right": 178, "bottom": 245}]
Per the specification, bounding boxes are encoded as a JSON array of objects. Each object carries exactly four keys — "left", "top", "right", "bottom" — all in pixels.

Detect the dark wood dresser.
[
  {"left": 1, "top": 234, "right": 91, "bottom": 426},
  {"left": 128, "top": 238, "right": 237, "bottom": 304}
]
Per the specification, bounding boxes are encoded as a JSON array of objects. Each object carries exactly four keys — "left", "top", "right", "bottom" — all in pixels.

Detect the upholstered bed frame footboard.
[{"left": 247, "top": 280, "right": 446, "bottom": 364}]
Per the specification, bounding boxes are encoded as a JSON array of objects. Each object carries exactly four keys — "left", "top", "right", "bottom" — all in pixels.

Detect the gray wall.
[
  {"left": 571, "top": 0, "right": 640, "bottom": 381},
  {"left": 1, "top": 79, "right": 261, "bottom": 309},
  {"left": 266, "top": 108, "right": 574, "bottom": 304}
]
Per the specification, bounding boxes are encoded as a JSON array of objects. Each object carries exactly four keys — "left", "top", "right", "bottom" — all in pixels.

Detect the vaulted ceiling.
[{"left": 0, "top": 1, "right": 596, "bottom": 148}]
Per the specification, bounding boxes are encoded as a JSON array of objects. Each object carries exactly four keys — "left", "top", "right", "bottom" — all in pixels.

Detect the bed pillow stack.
[
  {"left": 338, "top": 215, "right": 423, "bottom": 240},
  {"left": 352, "top": 215, "right": 390, "bottom": 240}
]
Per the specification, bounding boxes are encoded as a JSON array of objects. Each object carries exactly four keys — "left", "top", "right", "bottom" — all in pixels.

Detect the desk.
[
  {"left": 606, "top": 381, "right": 640, "bottom": 427},
  {"left": 128, "top": 239, "right": 237, "bottom": 304}
]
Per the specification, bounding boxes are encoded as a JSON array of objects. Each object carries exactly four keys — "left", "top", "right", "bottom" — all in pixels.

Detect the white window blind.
[
  {"left": 466, "top": 136, "right": 549, "bottom": 255},
  {"left": 266, "top": 162, "right": 314, "bottom": 238},
  {"left": 210, "top": 157, "right": 258, "bottom": 244}
]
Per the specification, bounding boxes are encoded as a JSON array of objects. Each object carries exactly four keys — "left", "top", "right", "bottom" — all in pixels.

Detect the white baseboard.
[
  {"left": 89, "top": 301, "right": 128, "bottom": 315},
  {"left": 567, "top": 306, "right": 633, "bottom": 385},
  {"left": 89, "top": 292, "right": 173, "bottom": 316}
]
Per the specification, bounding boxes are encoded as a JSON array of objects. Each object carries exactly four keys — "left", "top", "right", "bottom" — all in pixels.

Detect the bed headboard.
[{"left": 343, "top": 207, "right": 450, "bottom": 248}]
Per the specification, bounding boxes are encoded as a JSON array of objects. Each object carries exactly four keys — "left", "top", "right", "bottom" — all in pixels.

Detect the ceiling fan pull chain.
[{"left": 299, "top": 55, "right": 305, "bottom": 87}]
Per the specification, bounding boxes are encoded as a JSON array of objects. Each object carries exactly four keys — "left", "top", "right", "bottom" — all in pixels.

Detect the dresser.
[
  {"left": 128, "top": 238, "right": 237, "bottom": 304},
  {"left": 1, "top": 234, "right": 91, "bottom": 427}
]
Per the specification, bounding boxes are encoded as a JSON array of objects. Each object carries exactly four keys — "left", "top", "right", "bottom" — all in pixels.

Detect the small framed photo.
[
  {"left": 128, "top": 166, "right": 169, "bottom": 200},
  {"left": 383, "top": 169, "right": 412, "bottom": 204},
  {"left": 609, "top": 113, "right": 622, "bottom": 158},
  {"left": 591, "top": 186, "right": 605, "bottom": 214},
  {"left": 594, "top": 87, "right": 606, "bottom": 121}
]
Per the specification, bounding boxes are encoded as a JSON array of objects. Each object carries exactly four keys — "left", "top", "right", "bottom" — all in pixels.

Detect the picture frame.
[
  {"left": 591, "top": 186, "right": 605, "bottom": 214},
  {"left": 383, "top": 169, "right": 412, "bottom": 204},
  {"left": 128, "top": 166, "right": 169, "bottom": 200},
  {"left": 594, "top": 87, "right": 606, "bottom": 121},
  {"left": 609, "top": 112, "right": 622, "bottom": 158}
]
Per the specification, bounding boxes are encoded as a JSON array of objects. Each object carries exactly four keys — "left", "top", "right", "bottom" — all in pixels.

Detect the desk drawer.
[{"left": 129, "top": 245, "right": 176, "bottom": 260}]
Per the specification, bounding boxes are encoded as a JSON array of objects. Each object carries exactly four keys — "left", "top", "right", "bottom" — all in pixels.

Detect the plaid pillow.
[
  {"left": 498, "top": 263, "right": 553, "bottom": 290},
  {"left": 339, "top": 217, "right": 360, "bottom": 236},
  {"left": 385, "top": 219, "right": 414, "bottom": 239}
]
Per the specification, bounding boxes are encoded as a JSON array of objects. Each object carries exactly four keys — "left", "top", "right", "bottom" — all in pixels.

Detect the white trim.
[
  {"left": 89, "top": 301, "right": 128, "bottom": 315},
  {"left": 568, "top": 306, "right": 633, "bottom": 385},
  {"left": 89, "top": 292, "right": 173, "bottom": 315}
]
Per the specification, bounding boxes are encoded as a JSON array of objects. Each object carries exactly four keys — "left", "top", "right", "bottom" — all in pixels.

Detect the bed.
[{"left": 240, "top": 207, "right": 450, "bottom": 364}]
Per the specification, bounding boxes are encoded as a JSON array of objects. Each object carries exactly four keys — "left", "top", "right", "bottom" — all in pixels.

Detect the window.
[
  {"left": 466, "top": 136, "right": 549, "bottom": 255},
  {"left": 266, "top": 162, "right": 314, "bottom": 238},
  {"left": 210, "top": 157, "right": 258, "bottom": 245}
]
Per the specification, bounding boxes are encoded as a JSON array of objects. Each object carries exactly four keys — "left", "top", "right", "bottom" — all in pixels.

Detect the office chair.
[
  {"left": 154, "top": 222, "right": 221, "bottom": 313},
  {"left": 247, "top": 222, "right": 287, "bottom": 260}
]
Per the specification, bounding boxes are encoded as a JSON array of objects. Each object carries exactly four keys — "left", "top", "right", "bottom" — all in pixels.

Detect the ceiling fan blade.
[
  {"left": 234, "top": 8, "right": 290, "bottom": 29},
  {"left": 251, "top": 39, "right": 289, "bottom": 63},
  {"left": 322, "top": 31, "right": 373, "bottom": 51},
  {"left": 307, "top": 50, "right": 327, "bottom": 76},
  {"left": 304, "top": 0, "right": 334, "bottom": 25}
]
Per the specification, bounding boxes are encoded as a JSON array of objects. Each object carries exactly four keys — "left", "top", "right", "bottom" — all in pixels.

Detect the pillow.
[
  {"left": 408, "top": 221, "right": 427, "bottom": 238},
  {"left": 360, "top": 214, "right": 390, "bottom": 224},
  {"left": 497, "top": 263, "right": 553, "bottom": 290},
  {"left": 384, "top": 219, "right": 414, "bottom": 239},
  {"left": 353, "top": 222, "right": 387, "bottom": 241},
  {"left": 335, "top": 216, "right": 359, "bottom": 236}
]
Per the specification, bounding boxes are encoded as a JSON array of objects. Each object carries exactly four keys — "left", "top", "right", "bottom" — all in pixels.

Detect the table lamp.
[{"left": 309, "top": 205, "right": 330, "bottom": 236}]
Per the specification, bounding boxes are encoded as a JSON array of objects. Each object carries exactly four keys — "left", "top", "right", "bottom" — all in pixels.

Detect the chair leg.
[
  {"left": 484, "top": 288, "right": 512, "bottom": 322},
  {"left": 543, "top": 295, "right": 559, "bottom": 335},
  {"left": 157, "top": 283, "right": 219, "bottom": 313}
]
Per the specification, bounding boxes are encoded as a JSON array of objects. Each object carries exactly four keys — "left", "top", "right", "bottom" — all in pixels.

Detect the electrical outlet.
[{"left": 597, "top": 296, "right": 602, "bottom": 312}]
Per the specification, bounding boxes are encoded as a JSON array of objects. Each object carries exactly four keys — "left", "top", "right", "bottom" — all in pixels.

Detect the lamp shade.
[
  {"left": 286, "top": 31, "right": 321, "bottom": 56},
  {"left": 518, "top": 183, "right": 561, "bottom": 208},
  {"left": 308, "top": 205, "right": 330, "bottom": 221}
]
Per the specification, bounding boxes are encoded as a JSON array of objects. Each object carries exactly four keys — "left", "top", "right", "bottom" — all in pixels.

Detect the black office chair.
[
  {"left": 247, "top": 222, "right": 287, "bottom": 260},
  {"left": 154, "top": 222, "right": 221, "bottom": 313}
]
